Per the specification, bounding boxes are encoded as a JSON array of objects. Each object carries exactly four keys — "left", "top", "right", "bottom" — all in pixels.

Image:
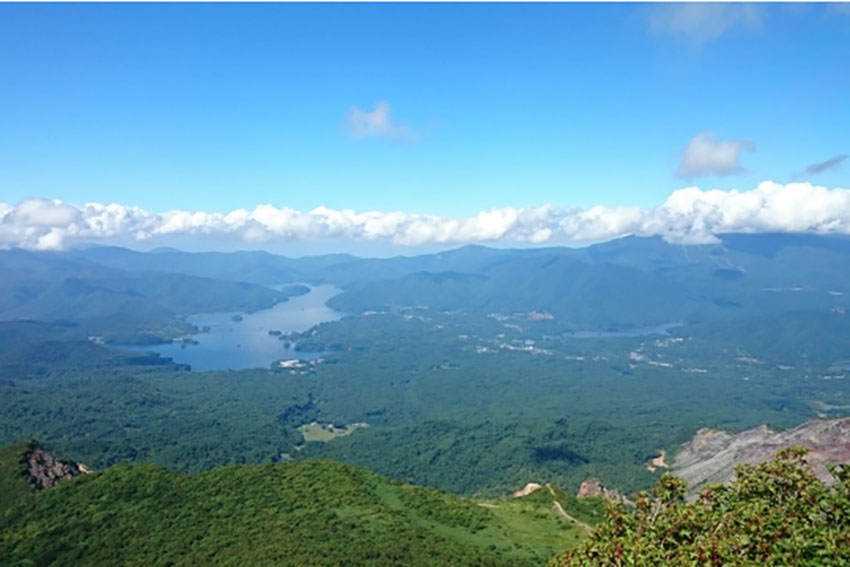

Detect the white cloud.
[
  {"left": 10, "top": 198, "right": 80, "bottom": 228},
  {"left": 344, "top": 101, "right": 416, "bottom": 143},
  {"left": 677, "top": 132, "right": 755, "bottom": 179},
  {"left": 2, "top": 181, "right": 850, "bottom": 251},
  {"left": 648, "top": 3, "right": 763, "bottom": 45}
]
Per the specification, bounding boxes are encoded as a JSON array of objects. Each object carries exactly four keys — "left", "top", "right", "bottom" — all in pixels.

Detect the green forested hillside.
[{"left": 0, "top": 442, "right": 596, "bottom": 567}]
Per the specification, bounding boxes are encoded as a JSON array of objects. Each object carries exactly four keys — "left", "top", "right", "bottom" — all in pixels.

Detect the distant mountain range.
[{"left": 3, "top": 232, "right": 849, "bottom": 337}]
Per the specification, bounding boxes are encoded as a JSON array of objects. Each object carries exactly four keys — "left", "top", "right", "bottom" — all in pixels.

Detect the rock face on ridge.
[
  {"left": 23, "top": 443, "right": 88, "bottom": 490},
  {"left": 576, "top": 478, "right": 628, "bottom": 504},
  {"left": 674, "top": 417, "right": 850, "bottom": 494}
]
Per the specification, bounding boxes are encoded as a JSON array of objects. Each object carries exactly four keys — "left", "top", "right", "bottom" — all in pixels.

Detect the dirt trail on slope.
[{"left": 547, "top": 484, "right": 593, "bottom": 534}]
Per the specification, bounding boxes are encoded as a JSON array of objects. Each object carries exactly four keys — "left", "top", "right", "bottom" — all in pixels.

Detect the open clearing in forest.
[{"left": 299, "top": 421, "right": 369, "bottom": 442}]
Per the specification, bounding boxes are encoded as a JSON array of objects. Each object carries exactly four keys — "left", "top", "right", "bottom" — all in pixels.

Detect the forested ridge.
[
  {"left": 0, "top": 441, "right": 598, "bottom": 567},
  {"left": 3, "top": 443, "right": 848, "bottom": 566}
]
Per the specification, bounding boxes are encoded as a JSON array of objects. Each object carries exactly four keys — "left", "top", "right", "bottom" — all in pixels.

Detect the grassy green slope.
[{"left": 0, "top": 443, "right": 593, "bottom": 567}]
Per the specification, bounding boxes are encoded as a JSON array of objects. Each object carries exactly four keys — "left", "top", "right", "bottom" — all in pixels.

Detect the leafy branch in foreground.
[{"left": 553, "top": 447, "right": 850, "bottom": 566}]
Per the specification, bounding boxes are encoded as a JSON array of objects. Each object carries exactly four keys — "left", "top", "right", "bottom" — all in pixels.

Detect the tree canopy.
[{"left": 554, "top": 448, "right": 850, "bottom": 567}]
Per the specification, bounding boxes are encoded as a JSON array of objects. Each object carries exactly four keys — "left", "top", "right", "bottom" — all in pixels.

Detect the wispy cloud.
[
  {"left": 343, "top": 101, "right": 417, "bottom": 143},
  {"left": 677, "top": 132, "right": 755, "bottom": 179},
  {"left": 647, "top": 3, "right": 763, "bottom": 46},
  {"left": 4, "top": 182, "right": 850, "bottom": 250},
  {"left": 800, "top": 154, "right": 848, "bottom": 176}
]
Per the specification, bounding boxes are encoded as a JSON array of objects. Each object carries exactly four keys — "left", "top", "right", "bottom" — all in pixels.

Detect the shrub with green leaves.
[{"left": 553, "top": 447, "right": 850, "bottom": 566}]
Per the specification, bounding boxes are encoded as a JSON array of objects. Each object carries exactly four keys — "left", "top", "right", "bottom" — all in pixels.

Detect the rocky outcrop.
[
  {"left": 674, "top": 417, "right": 850, "bottom": 494},
  {"left": 22, "top": 443, "right": 88, "bottom": 490},
  {"left": 646, "top": 449, "right": 669, "bottom": 472},
  {"left": 576, "top": 477, "right": 628, "bottom": 504}
]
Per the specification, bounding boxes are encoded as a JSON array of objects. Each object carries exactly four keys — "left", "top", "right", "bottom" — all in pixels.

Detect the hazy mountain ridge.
[
  {"left": 7, "top": 233, "right": 849, "bottom": 335},
  {"left": 326, "top": 234, "right": 850, "bottom": 329},
  {"left": 0, "top": 249, "right": 309, "bottom": 342}
]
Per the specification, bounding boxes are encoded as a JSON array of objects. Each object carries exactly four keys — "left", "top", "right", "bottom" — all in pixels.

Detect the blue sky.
[{"left": 0, "top": 3, "right": 849, "bottom": 253}]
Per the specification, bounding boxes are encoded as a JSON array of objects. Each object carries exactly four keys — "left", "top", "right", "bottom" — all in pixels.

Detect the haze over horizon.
[{"left": 1, "top": 3, "right": 848, "bottom": 254}]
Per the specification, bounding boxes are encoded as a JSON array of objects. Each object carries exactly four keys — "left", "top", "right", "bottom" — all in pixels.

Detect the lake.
[{"left": 123, "top": 284, "right": 343, "bottom": 371}]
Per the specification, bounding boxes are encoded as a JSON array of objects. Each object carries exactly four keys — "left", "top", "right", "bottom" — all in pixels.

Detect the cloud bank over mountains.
[{"left": 2, "top": 181, "right": 850, "bottom": 251}]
